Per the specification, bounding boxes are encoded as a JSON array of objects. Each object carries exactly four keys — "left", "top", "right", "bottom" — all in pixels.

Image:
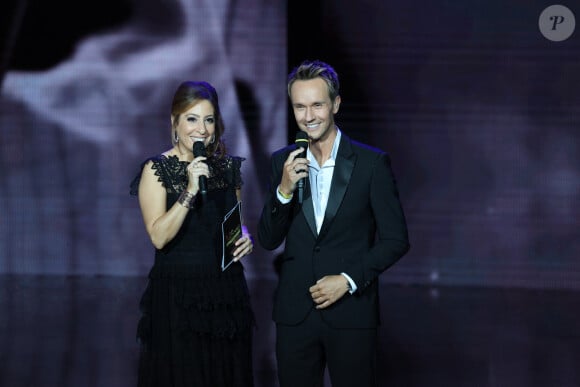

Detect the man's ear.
[{"left": 332, "top": 95, "right": 341, "bottom": 114}]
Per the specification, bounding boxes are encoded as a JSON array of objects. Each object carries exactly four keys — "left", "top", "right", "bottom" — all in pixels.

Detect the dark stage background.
[{"left": 1, "top": 1, "right": 580, "bottom": 386}]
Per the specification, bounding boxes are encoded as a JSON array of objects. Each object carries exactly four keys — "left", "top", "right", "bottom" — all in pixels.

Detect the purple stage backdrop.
[
  {"left": 0, "top": 0, "right": 287, "bottom": 277},
  {"left": 2, "top": 0, "right": 579, "bottom": 290}
]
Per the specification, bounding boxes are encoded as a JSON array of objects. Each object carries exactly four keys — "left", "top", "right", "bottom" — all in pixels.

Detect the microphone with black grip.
[
  {"left": 192, "top": 141, "right": 208, "bottom": 199},
  {"left": 295, "top": 131, "right": 309, "bottom": 204}
]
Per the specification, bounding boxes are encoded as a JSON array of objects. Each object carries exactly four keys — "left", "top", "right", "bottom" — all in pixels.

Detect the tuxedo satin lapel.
[
  {"left": 301, "top": 177, "right": 318, "bottom": 237},
  {"left": 318, "top": 137, "right": 355, "bottom": 239}
]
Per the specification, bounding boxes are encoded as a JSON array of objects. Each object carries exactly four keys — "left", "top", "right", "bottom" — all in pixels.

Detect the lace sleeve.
[{"left": 129, "top": 155, "right": 187, "bottom": 196}]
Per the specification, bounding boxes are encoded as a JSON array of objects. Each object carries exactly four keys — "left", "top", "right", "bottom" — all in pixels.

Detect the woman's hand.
[
  {"left": 186, "top": 156, "right": 209, "bottom": 193},
  {"left": 233, "top": 226, "right": 254, "bottom": 261}
]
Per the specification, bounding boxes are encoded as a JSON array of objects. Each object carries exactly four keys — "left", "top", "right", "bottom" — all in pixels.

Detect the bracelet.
[
  {"left": 277, "top": 186, "right": 293, "bottom": 200},
  {"left": 178, "top": 190, "right": 196, "bottom": 208}
]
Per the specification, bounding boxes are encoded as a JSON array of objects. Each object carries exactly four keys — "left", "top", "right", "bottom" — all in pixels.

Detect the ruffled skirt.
[{"left": 137, "top": 263, "right": 255, "bottom": 387}]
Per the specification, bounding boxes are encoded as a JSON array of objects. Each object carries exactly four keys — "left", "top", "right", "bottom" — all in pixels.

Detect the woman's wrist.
[{"left": 178, "top": 190, "right": 196, "bottom": 208}]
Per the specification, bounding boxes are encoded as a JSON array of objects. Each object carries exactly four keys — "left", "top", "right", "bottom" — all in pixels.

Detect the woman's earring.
[
  {"left": 210, "top": 135, "right": 215, "bottom": 144},
  {"left": 174, "top": 133, "right": 179, "bottom": 143}
]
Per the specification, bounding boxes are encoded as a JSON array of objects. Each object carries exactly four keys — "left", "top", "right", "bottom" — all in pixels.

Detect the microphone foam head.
[
  {"left": 295, "top": 131, "right": 309, "bottom": 149},
  {"left": 193, "top": 141, "right": 206, "bottom": 157}
]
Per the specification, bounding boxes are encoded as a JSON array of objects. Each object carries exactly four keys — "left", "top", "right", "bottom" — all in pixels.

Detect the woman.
[{"left": 130, "top": 81, "right": 255, "bottom": 387}]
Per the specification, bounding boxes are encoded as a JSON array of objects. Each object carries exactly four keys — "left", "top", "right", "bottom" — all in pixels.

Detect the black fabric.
[{"left": 131, "top": 154, "right": 254, "bottom": 387}]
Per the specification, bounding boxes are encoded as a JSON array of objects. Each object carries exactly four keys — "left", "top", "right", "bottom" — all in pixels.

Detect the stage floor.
[{"left": 1, "top": 274, "right": 579, "bottom": 387}]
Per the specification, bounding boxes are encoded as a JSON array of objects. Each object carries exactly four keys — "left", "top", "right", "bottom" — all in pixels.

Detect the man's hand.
[
  {"left": 309, "top": 275, "right": 349, "bottom": 309},
  {"left": 279, "top": 148, "right": 309, "bottom": 196}
]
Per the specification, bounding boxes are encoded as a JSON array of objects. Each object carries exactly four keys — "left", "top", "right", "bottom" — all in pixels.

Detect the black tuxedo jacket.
[{"left": 258, "top": 133, "right": 410, "bottom": 328}]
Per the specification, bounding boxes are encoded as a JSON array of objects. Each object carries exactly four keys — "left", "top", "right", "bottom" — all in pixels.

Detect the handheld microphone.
[
  {"left": 192, "top": 141, "right": 208, "bottom": 198},
  {"left": 295, "top": 131, "right": 309, "bottom": 204}
]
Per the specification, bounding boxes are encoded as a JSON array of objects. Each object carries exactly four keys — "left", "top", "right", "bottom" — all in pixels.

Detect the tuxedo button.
[{"left": 314, "top": 246, "right": 321, "bottom": 253}]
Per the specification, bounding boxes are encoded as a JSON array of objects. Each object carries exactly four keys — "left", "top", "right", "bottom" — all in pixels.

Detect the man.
[{"left": 258, "top": 59, "right": 410, "bottom": 387}]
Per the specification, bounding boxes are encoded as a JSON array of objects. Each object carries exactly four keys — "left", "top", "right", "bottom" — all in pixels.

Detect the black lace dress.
[{"left": 130, "top": 154, "right": 254, "bottom": 387}]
